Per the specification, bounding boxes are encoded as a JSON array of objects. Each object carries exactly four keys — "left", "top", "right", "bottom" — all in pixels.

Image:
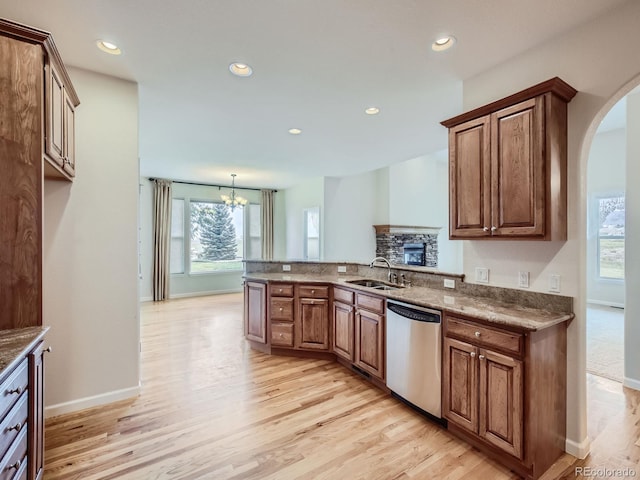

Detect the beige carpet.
[{"left": 586, "top": 304, "right": 624, "bottom": 382}]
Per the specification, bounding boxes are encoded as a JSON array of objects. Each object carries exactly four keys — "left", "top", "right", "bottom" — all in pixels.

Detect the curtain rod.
[{"left": 148, "top": 178, "right": 277, "bottom": 192}]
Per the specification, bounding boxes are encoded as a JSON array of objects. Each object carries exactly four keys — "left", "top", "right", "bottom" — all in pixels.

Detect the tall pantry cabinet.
[{"left": 0, "top": 17, "right": 79, "bottom": 480}]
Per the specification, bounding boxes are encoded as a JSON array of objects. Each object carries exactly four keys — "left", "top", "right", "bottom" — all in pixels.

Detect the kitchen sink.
[{"left": 346, "top": 279, "right": 404, "bottom": 290}]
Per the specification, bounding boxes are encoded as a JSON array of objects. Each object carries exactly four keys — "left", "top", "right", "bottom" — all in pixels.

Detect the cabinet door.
[
  {"left": 296, "top": 298, "right": 329, "bottom": 350},
  {"left": 46, "top": 61, "right": 65, "bottom": 167},
  {"left": 354, "top": 309, "right": 384, "bottom": 379},
  {"left": 63, "top": 93, "right": 76, "bottom": 176},
  {"left": 244, "top": 282, "right": 267, "bottom": 344},
  {"left": 478, "top": 348, "right": 523, "bottom": 459},
  {"left": 443, "top": 337, "right": 478, "bottom": 433},
  {"left": 333, "top": 301, "right": 354, "bottom": 361},
  {"left": 28, "top": 342, "right": 45, "bottom": 480},
  {"left": 490, "top": 97, "right": 545, "bottom": 237},
  {"left": 448, "top": 115, "right": 491, "bottom": 238}
]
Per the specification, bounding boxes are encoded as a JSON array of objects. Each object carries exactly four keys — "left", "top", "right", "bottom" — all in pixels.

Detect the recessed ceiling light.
[
  {"left": 365, "top": 107, "right": 380, "bottom": 115},
  {"left": 288, "top": 128, "right": 302, "bottom": 135},
  {"left": 96, "top": 40, "right": 122, "bottom": 55},
  {"left": 229, "top": 62, "right": 253, "bottom": 77},
  {"left": 432, "top": 35, "right": 456, "bottom": 52}
]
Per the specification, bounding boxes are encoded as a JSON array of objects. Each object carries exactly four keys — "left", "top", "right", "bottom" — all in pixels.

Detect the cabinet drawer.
[
  {"left": 446, "top": 316, "right": 523, "bottom": 356},
  {"left": 333, "top": 287, "right": 354, "bottom": 305},
  {"left": 270, "top": 297, "right": 294, "bottom": 321},
  {"left": 0, "top": 393, "right": 27, "bottom": 462},
  {"left": 298, "top": 285, "right": 329, "bottom": 299},
  {"left": 270, "top": 284, "right": 294, "bottom": 297},
  {"left": 0, "top": 359, "right": 28, "bottom": 421},
  {"left": 0, "top": 427, "right": 26, "bottom": 480},
  {"left": 356, "top": 293, "right": 384, "bottom": 314},
  {"left": 271, "top": 322, "right": 294, "bottom": 347}
]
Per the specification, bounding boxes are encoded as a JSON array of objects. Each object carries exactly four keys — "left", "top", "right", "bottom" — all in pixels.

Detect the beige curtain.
[
  {"left": 153, "top": 179, "right": 172, "bottom": 301},
  {"left": 261, "top": 189, "right": 275, "bottom": 260}
]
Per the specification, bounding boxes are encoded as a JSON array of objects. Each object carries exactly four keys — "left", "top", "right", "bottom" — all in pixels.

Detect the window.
[
  {"left": 597, "top": 195, "right": 625, "bottom": 280},
  {"left": 190, "top": 201, "right": 244, "bottom": 272},
  {"left": 170, "top": 198, "right": 185, "bottom": 274}
]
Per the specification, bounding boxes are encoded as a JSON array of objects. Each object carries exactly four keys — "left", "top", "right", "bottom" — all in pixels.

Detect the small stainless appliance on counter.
[{"left": 386, "top": 300, "right": 443, "bottom": 422}]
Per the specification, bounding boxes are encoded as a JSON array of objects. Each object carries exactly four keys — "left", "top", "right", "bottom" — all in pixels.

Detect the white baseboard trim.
[
  {"left": 623, "top": 376, "right": 640, "bottom": 391},
  {"left": 170, "top": 288, "right": 243, "bottom": 299},
  {"left": 45, "top": 385, "right": 140, "bottom": 419},
  {"left": 586, "top": 299, "right": 625, "bottom": 309},
  {"left": 565, "top": 435, "right": 591, "bottom": 459}
]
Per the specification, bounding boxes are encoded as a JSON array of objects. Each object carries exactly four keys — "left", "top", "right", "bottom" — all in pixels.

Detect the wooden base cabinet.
[
  {"left": 332, "top": 288, "right": 355, "bottom": 362},
  {"left": 244, "top": 281, "right": 267, "bottom": 344},
  {"left": 295, "top": 285, "right": 329, "bottom": 350},
  {"left": 442, "top": 313, "right": 567, "bottom": 480},
  {"left": 354, "top": 293, "right": 385, "bottom": 380}
]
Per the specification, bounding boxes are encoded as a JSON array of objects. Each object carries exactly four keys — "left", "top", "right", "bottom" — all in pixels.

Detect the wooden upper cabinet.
[{"left": 442, "top": 77, "right": 576, "bottom": 241}]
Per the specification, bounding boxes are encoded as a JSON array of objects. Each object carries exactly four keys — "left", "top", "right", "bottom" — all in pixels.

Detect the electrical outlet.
[
  {"left": 444, "top": 279, "right": 455, "bottom": 289},
  {"left": 337, "top": 265, "right": 347, "bottom": 273},
  {"left": 549, "top": 274, "right": 561, "bottom": 293},
  {"left": 475, "top": 267, "right": 489, "bottom": 284},
  {"left": 282, "top": 264, "right": 291, "bottom": 272},
  {"left": 518, "top": 271, "right": 530, "bottom": 288}
]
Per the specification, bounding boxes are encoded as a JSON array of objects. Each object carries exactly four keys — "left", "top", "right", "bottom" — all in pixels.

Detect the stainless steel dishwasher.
[{"left": 386, "top": 300, "right": 443, "bottom": 421}]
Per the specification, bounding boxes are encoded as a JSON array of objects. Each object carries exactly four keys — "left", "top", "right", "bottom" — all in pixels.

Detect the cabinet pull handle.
[
  {"left": 479, "top": 354, "right": 486, "bottom": 360},
  {"left": 483, "top": 226, "right": 489, "bottom": 232},
  {"left": 470, "top": 352, "right": 476, "bottom": 358},
  {"left": 8, "top": 459, "right": 21, "bottom": 470},
  {"left": 474, "top": 331, "right": 481, "bottom": 338},
  {"left": 6, "top": 386, "right": 22, "bottom": 395},
  {"left": 491, "top": 226, "right": 497, "bottom": 232},
  {"left": 7, "top": 422, "right": 23, "bottom": 432}
]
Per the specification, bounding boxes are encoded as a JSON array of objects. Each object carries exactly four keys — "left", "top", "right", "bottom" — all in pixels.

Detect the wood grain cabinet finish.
[
  {"left": 244, "top": 281, "right": 267, "bottom": 344},
  {"left": 443, "top": 313, "right": 567, "bottom": 480},
  {"left": 354, "top": 293, "right": 385, "bottom": 380},
  {"left": 332, "top": 288, "right": 355, "bottom": 362},
  {"left": 295, "top": 285, "right": 330, "bottom": 350},
  {"left": 442, "top": 77, "right": 577, "bottom": 241}
]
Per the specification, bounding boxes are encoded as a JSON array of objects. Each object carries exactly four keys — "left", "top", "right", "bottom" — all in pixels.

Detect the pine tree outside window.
[{"left": 189, "top": 200, "right": 244, "bottom": 272}]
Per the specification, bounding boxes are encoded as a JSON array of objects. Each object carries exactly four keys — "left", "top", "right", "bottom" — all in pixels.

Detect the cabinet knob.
[
  {"left": 474, "top": 331, "right": 481, "bottom": 338},
  {"left": 483, "top": 226, "right": 489, "bottom": 232},
  {"left": 7, "top": 422, "right": 23, "bottom": 432},
  {"left": 45, "top": 346, "right": 52, "bottom": 353},
  {"left": 470, "top": 352, "right": 476, "bottom": 358},
  {"left": 279, "top": 307, "right": 283, "bottom": 312},
  {"left": 479, "top": 354, "right": 486, "bottom": 360},
  {"left": 8, "top": 460, "right": 21, "bottom": 470},
  {"left": 279, "top": 334, "right": 284, "bottom": 338},
  {"left": 278, "top": 288, "right": 283, "bottom": 293},
  {"left": 311, "top": 289, "right": 315, "bottom": 294},
  {"left": 6, "top": 386, "right": 22, "bottom": 395},
  {"left": 491, "top": 226, "right": 497, "bottom": 232}
]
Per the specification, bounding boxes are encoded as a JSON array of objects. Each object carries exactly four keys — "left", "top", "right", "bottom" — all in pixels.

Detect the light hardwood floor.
[{"left": 44, "top": 294, "right": 639, "bottom": 479}]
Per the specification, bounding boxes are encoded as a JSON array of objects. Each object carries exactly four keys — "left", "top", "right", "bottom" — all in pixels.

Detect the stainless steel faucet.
[{"left": 369, "top": 256, "right": 392, "bottom": 282}]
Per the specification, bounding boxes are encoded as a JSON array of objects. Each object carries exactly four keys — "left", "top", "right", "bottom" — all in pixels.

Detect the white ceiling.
[{"left": 0, "top": 0, "right": 629, "bottom": 189}]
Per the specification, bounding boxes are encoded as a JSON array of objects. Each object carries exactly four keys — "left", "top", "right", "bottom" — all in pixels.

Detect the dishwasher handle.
[{"left": 387, "top": 302, "right": 441, "bottom": 323}]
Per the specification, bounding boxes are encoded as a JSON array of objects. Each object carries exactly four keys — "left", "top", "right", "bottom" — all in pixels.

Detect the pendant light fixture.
[{"left": 221, "top": 174, "right": 248, "bottom": 210}]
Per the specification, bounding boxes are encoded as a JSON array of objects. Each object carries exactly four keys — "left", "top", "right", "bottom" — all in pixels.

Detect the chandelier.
[{"left": 221, "top": 173, "right": 248, "bottom": 210}]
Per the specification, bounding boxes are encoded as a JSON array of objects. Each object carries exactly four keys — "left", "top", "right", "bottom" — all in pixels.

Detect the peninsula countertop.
[
  {"left": 0, "top": 326, "right": 49, "bottom": 379},
  {"left": 243, "top": 273, "right": 574, "bottom": 331}
]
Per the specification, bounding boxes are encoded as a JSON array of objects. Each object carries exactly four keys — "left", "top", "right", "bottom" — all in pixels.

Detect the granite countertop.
[
  {"left": 0, "top": 326, "right": 49, "bottom": 380},
  {"left": 244, "top": 273, "right": 574, "bottom": 331}
]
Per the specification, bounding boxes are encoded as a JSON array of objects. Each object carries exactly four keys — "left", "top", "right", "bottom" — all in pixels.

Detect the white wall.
[
  {"left": 43, "top": 68, "right": 140, "bottom": 415},
  {"left": 459, "top": 0, "right": 640, "bottom": 456},
  {"left": 625, "top": 91, "right": 640, "bottom": 390},
  {"left": 323, "top": 169, "right": 388, "bottom": 263},
  {"left": 388, "top": 150, "right": 462, "bottom": 273},
  {"left": 284, "top": 177, "right": 325, "bottom": 259},
  {"left": 586, "top": 128, "right": 626, "bottom": 306}
]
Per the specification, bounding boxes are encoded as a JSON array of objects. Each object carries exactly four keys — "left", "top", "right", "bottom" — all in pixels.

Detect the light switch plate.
[
  {"left": 518, "top": 271, "right": 530, "bottom": 288},
  {"left": 475, "top": 267, "right": 489, "bottom": 284},
  {"left": 549, "top": 274, "right": 561, "bottom": 293},
  {"left": 282, "top": 264, "right": 291, "bottom": 272}
]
